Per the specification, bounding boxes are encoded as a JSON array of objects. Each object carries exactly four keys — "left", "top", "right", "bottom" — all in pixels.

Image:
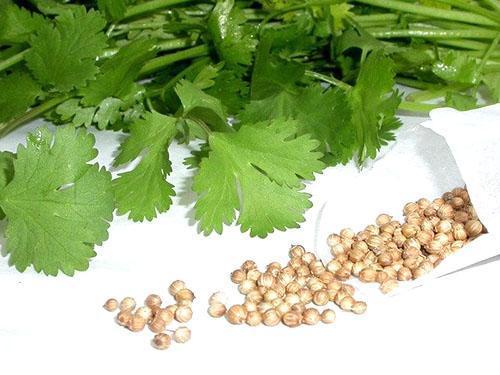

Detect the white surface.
[{"left": 0, "top": 111, "right": 499, "bottom": 375}]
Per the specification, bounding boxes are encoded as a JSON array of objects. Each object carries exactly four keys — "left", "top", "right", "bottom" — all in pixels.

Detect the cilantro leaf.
[
  {"left": 55, "top": 98, "right": 96, "bottom": 128},
  {"left": 208, "top": 0, "right": 258, "bottom": 66},
  {"left": 0, "top": 126, "right": 114, "bottom": 276},
  {"left": 113, "top": 111, "right": 178, "bottom": 222},
  {"left": 445, "top": 91, "right": 478, "bottom": 110},
  {"left": 175, "top": 79, "right": 230, "bottom": 132},
  {"left": 483, "top": 72, "right": 500, "bottom": 102},
  {"left": 0, "top": 151, "right": 15, "bottom": 220},
  {"left": 0, "top": 0, "right": 47, "bottom": 44},
  {"left": 0, "top": 71, "right": 41, "bottom": 123},
  {"left": 80, "top": 39, "right": 155, "bottom": 106},
  {"left": 250, "top": 36, "right": 305, "bottom": 100},
  {"left": 97, "top": 0, "right": 128, "bottom": 21},
  {"left": 25, "top": 6, "right": 107, "bottom": 92},
  {"left": 432, "top": 51, "right": 480, "bottom": 85},
  {"left": 93, "top": 97, "right": 124, "bottom": 129},
  {"left": 349, "top": 49, "right": 402, "bottom": 163},
  {"left": 239, "top": 85, "right": 354, "bottom": 165},
  {"left": 205, "top": 66, "right": 250, "bottom": 114},
  {"left": 330, "top": 3, "right": 354, "bottom": 35},
  {"left": 192, "top": 119, "right": 324, "bottom": 237}
]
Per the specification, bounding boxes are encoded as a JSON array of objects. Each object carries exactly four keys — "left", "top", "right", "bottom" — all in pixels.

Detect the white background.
[{"left": 1, "top": 115, "right": 499, "bottom": 375}]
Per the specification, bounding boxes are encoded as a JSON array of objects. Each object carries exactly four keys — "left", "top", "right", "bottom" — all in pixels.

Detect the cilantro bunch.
[{"left": 0, "top": 0, "right": 498, "bottom": 276}]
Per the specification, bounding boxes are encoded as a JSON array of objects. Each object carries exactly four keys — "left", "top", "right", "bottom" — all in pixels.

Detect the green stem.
[
  {"left": 406, "top": 89, "right": 448, "bottom": 103},
  {"left": 139, "top": 44, "right": 210, "bottom": 77},
  {"left": 368, "top": 28, "right": 498, "bottom": 40},
  {"left": 123, "top": 0, "right": 194, "bottom": 20},
  {"left": 398, "top": 100, "right": 442, "bottom": 113},
  {"left": 100, "top": 37, "right": 194, "bottom": 59},
  {"left": 304, "top": 70, "right": 352, "bottom": 91},
  {"left": 481, "top": 0, "right": 500, "bottom": 11},
  {"left": 435, "top": 0, "right": 500, "bottom": 23},
  {"left": 395, "top": 77, "right": 438, "bottom": 90},
  {"left": 260, "top": 0, "right": 344, "bottom": 31},
  {"left": 0, "top": 94, "right": 70, "bottom": 138},
  {"left": 353, "top": 14, "right": 400, "bottom": 24},
  {"left": 478, "top": 34, "right": 500, "bottom": 74},
  {"left": 0, "top": 49, "right": 29, "bottom": 73},
  {"left": 155, "top": 57, "right": 211, "bottom": 99},
  {"left": 435, "top": 39, "right": 490, "bottom": 50},
  {"left": 354, "top": 0, "right": 498, "bottom": 26},
  {"left": 114, "top": 20, "right": 169, "bottom": 31}
]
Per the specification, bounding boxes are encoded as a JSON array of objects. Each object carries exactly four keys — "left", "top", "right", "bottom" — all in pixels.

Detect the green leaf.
[
  {"left": 432, "top": 51, "right": 480, "bottom": 85},
  {"left": 192, "top": 119, "right": 324, "bottom": 237},
  {"left": 445, "top": 91, "right": 478, "bottom": 110},
  {"left": 251, "top": 36, "right": 305, "bottom": 100},
  {"left": 208, "top": 0, "right": 258, "bottom": 66},
  {"left": 55, "top": 99, "right": 96, "bottom": 128},
  {"left": 25, "top": 6, "right": 107, "bottom": 92},
  {"left": 336, "top": 27, "right": 384, "bottom": 56},
  {"left": 330, "top": 3, "right": 354, "bottom": 34},
  {"left": 483, "top": 72, "right": 500, "bottom": 101},
  {"left": 349, "top": 50, "right": 402, "bottom": 163},
  {"left": 113, "top": 111, "right": 178, "bottom": 222},
  {"left": 0, "top": 71, "right": 41, "bottom": 123},
  {"left": 93, "top": 97, "right": 123, "bottom": 130},
  {"left": 192, "top": 63, "right": 222, "bottom": 90},
  {"left": 0, "top": 151, "right": 15, "bottom": 220},
  {"left": 0, "top": 126, "right": 114, "bottom": 276},
  {"left": 205, "top": 66, "right": 250, "bottom": 114},
  {"left": 97, "top": 0, "right": 127, "bottom": 21},
  {"left": 29, "top": 0, "right": 79, "bottom": 15},
  {"left": 80, "top": 39, "right": 155, "bottom": 106},
  {"left": 175, "top": 79, "right": 230, "bottom": 132},
  {"left": 239, "top": 85, "right": 354, "bottom": 164},
  {"left": 0, "top": 0, "right": 47, "bottom": 44}
]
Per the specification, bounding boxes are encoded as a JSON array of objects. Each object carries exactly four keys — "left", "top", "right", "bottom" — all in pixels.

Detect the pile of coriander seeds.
[
  {"left": 326, "top": 187, "right": 485, "bottom": 293},
  {"left": 103, "top": 280, "right": 194, "bottom": 350},
  {"left": 208, "top": 246, "right": 367, "bottom": 328}
]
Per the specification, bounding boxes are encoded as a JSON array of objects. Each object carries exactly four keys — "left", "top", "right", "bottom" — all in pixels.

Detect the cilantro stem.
[
  {"left": 481, "top": 0, "right": 500, "bottom": 11},
  {"left": 354, "top": 14, "right": 401, "bottom": 24},
  {"left": 369, "top": 28, "right": 498, "bottom": 40},
  {"left": 436, "top": 39, "right": 492, "bottom": 50},
  {"left": 398, "top": 100, "right": 442, "bottom": 113},
  {"left": 304, "top": 70, "right": 352, "bottom": 91},
  {"left": 0, "top": 49, "right": 29, "bottom": 73},
  {"left": 123, "top": 0, "right": 194, "bottom": 20},
  {"left": 100, "top": 37, "right": 194, "bottom": 59},
  {"left": 260, "top": 0, "right": 344, "bottom": 31},
  {"left": 477, "top": 34, "right": 500, "bottom": 74},
  {"left": 406, "top": 86, "right": 465, "bottom": 102},
  {"left": 434, "top": 0, "right": 500, "bottom": 24},
  {"left": 0, "top": 95, "right": 70, "bottom": 138},
  {"left": 354, "top": 0, "right": 498, "bottom": 26},
  {"left": 139, "top": 45, "right": 210, "bottom": 77},
  {"left": 395, "top": 77, "right": 438, "bottom": 90}
]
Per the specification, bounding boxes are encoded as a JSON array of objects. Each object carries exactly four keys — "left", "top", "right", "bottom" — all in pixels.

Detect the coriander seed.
[
  {"left": 321, "top": 309, "right": 336, "bottom": 324},
  {"left": 208, "top": 303, "right": 227, "bottom": 318},
  {"left": 119, "top": 297, "right": 136, "bottom": 312},
  {"left": 103, "top": 298, "right": 118, "bottom": 312},
  {"left": 302, "top": 308, "right": 320, "bottom": 325},
  {"left": 175, "top": 306, "right": 193, "bottom": 323},
  {"left": 145, "top": 294, "right": 162, "bottom": 308},
  {"left": 226, "top": 305, "right": 247, "bottom": 325},
  {"left": 173, "top": 327, "right": 191, "bottom": 343},
  {"left": 168, "top": 280, "right": 186, "bottom": 296},
  {"left": 152, "top": 333, "right": 171, "bottom": 350},
  {"left": 246, "top": 311, "right": 263, "bottom": 326}
]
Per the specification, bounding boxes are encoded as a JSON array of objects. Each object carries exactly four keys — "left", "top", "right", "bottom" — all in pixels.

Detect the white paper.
[{"left": 309, "top": 104, "right": 500, "bottom": 296}]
